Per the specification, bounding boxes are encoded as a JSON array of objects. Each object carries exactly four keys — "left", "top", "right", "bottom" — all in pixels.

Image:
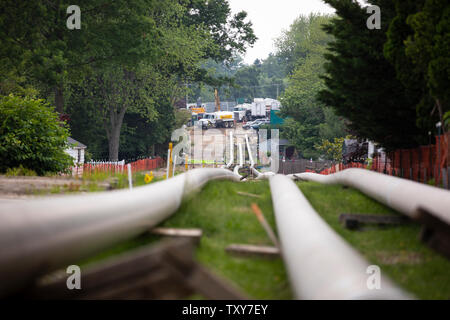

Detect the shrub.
[
  {"left": 0, "top": 95, "right": 73, "bottom": 175},
  {"left": 5, "top": 165, "right": 37, "bottom": 177}
]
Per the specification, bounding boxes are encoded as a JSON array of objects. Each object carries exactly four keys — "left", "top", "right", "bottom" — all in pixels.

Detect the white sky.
[{"left": 228, "top": 0, "right": 336, "bottom": 64}]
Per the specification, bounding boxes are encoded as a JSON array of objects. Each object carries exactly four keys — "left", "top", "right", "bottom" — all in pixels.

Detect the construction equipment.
[
  {"left": 214, "top": 88, "right": 221, "bottom": 112},
  {"left": 198, "top": 88, "right": 235, "bottom": 129},
  {"left": 199, "top": 112, "right": 235, "bottom": 129},
  {"left": 233, "top": 104, "right": 252, "bottom": 122}
]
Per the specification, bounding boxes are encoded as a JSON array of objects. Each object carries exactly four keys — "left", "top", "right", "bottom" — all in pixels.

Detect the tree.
[
  {"left": 319, "top": 0, "right": 426, "bottom": 151},
  {"left": 384, "top": 0, "right": 436, "bottom": 132},
  {"left": 277, "top": 14, "right": 346, "bottom": 159},
  {"left": 233, "top": 64, "right": 261, "bottom": 101},
  {"left": 316, "top": 136, "right": 350, "bottom": 162},
  {"left": 183, "top": 0, "right": 257, "bottom": 63},
  {"left": 275, "top": 13, "right": 334, "bottom": 75},
  {"left": 0, "top": 95, "right": 73, "bottom": 175},
  {"left": 405, "top": 0, "right": 450, "bottom": 127},
  {"left": 0, "top": 0, "right": 164, "bottom": 112}
]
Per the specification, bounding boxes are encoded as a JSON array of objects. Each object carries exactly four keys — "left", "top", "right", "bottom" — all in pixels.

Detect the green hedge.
[{"left": 0, "top": 95, "right": 73, "bottom": 175}]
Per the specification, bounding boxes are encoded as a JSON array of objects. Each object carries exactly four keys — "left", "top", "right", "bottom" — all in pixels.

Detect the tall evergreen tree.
[
  {"left": 405, "top": 0, "right": 450, "bottom": 127},
  {"left": 384, "top": 0, "right": 436, "bottom": 132},
  {"left": 319, "top": 0, "right": 427, "bottom": 150}
]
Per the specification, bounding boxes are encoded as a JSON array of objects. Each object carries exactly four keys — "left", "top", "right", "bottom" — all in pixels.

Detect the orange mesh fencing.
[{"left": 318, "top": 133, "right": 449, "bottom": 189}]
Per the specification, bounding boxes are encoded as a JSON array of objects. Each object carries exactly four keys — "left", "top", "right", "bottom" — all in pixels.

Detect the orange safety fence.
[
  {"left": 71, "top": 157, "right": 165, "bottom": 177},
  {"left": 317, "top": 133, "right": 450, "bottom": 188}
]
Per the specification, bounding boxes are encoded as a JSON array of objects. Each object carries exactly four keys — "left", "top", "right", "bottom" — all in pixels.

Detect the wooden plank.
[
  {"left": 236, "top": 191, "right": 262, "bottom": 198},
  {"left": 162, "top": 245, "right": 248, "bottom": 300},
  {"left": 150, "top": 228, "right": 202, "bottom": 244},
  {"left": 251, "top": 203, "right": 280, "bottom": 247},
  {"left": 416, "top": 207, "right": 450, "bottom": 259},
  {"left": 226, "top": 244, "right": 280, "bottom": 258},
  {"left": 27, "top": 238, "right": 247, "bottom": 300},
  {"left": 339, "top": 213, "right": 410, "bottom": 230},
  {"left": 28, "top": 239, "right": 192, "bottom": 299}
]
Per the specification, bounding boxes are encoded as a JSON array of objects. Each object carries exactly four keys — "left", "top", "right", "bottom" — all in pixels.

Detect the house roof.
[{"left": 68, "top": 137, "right": 87, "bottom": 149}]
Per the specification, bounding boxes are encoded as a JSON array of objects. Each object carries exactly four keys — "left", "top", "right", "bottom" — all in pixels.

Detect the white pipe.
[
  {"left": 245, "top": 134, "right": 255, "bottom": 167},
  {"left": 0, "top": 168, "right": 240, "bottom": 297},
  {"left": 269, "top": 174, "right": 411, "bottom": 300},
  {"left": 239, "top": 143, "right": 244, "bottom": 167},
  {"left": 289, "top": 169, "right": 450, "bottom": 225},
  {"left": 233, "top": 143, "right": 244, "bottom": 178},
  {"left": 127, "top": 163, "right": 133, "bottom": 191},
  {"left": 226, "top": 131, "right": 234, "bottom": 169}
]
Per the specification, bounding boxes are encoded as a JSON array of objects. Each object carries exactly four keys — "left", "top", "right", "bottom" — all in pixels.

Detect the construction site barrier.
[
  {"left": 71, "top": 157, "right": 165, "bottom": 177},
  {"left": 316, "top": 133, "right": 450, "bottom": 189}
]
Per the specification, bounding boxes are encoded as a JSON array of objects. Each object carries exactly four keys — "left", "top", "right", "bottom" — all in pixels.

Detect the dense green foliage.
[
  {"left": 319, "top": 0, "right": 427, "bottom": 151},
  {"left": 0, "top": 95, "right": 72, "bottom": 175},
  {"left": 189, "top": 55, "right": 286, "bottom": 103},
  {"left": 318, "top": 0, "right": 449, "bottom": 151},
  {"left": 0, "top": 0, "right": 256, "bottom": 161},
  {"left": 1, "top": 0, "right": 448, "bottom": 165},
  {"left": 277, "top": 14, "right": 347, "bottom": 159},
  {"left": 404, "top": 0, "right": 450, "bottom": 125}
]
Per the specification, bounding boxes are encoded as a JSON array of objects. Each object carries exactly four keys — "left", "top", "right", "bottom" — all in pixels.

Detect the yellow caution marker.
[
  {"left": 144, "top": 172, "right": 154, "bottom": 184},
  {"left": 169, "top": 142, "right": 173, "bottom": 177}
]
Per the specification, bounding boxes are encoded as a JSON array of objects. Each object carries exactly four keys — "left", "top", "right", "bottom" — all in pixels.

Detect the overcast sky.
[{"left": 228, "top": 0, "right": 335, "bottom": 64}]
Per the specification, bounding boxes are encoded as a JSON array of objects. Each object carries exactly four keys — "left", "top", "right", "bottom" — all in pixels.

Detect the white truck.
[
  {"left": 199, "top": 111, "right": 235, "bottom": 129},
  {"left": 251, "top": 98, "right": 267, "bottom": 120},
  {"left": 233, "top": 104, "right": 252, "bottom": 122}
]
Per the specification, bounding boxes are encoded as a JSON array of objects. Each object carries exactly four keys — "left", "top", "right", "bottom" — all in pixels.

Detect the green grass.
[
  {"left": 78, "top": 179, "right": 450, "bottom": 300},
  {"left": 158, "top": 180, "right": 292, "bottom": 300}
]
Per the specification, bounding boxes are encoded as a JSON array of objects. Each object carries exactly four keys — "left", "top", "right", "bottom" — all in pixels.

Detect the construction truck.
[
  {"left": 200, "top": 112, "right": 235, "bottom": 129},
  {"left": 251, "top": 98, "right": 267, "bottom": 120},
  {"left": 198, "top": 88, "right": 235, "bottom": 129},
  {"left": 233, "top": 104, "right": 252, "bottom": 122},
  {"left": 188, "top": 105, "right": 206, "bottom": 127}
]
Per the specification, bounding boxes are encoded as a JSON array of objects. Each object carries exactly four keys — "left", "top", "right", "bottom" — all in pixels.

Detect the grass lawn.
[{"left": 80, "top": 178, "right": 450, "bottom": 300}]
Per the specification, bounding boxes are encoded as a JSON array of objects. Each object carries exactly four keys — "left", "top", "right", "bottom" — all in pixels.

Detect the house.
[{"left": 66, "top": 137, "right": 87, "bottom": 164}]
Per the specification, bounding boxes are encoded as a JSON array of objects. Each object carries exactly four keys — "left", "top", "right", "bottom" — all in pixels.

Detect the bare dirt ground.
[
  {"left": 0, "top": 176, "right": 110, "bottom": 204},
  {"left": 187, "top": 123, "right": 259, "bottom": 163}
]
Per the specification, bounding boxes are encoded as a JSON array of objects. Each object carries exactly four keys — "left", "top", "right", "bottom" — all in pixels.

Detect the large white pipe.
[
  {"left": 245, "top": 134, "right": 255, "bottom": 167},
  {"left": 226, "top": 131, "right": 234, "bottom": 169},
  {"left": 269, "top": 174, "right": 411, "bottom": 300},
  {"left": 238, "top": 143, "right": 244, "bottom": 166},
  {"left": 233, "top": 143, "right": 244, "bottom": 177},
  {"left": 0, "top": 168, "right": 240, "bottom": 297},
  {"left": 289, "top": 169, "right": 450, "bottom": 225}
]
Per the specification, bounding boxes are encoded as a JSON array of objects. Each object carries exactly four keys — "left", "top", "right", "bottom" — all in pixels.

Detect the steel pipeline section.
[
  {"left": 269, "top": 174, "right": 411, "bottom": 299},
  {"left": 289, "top": 169, "right": 450, "bottom": 226},
  {"left": 0, "top": 168, "right": 240, "bottom": 297}
]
